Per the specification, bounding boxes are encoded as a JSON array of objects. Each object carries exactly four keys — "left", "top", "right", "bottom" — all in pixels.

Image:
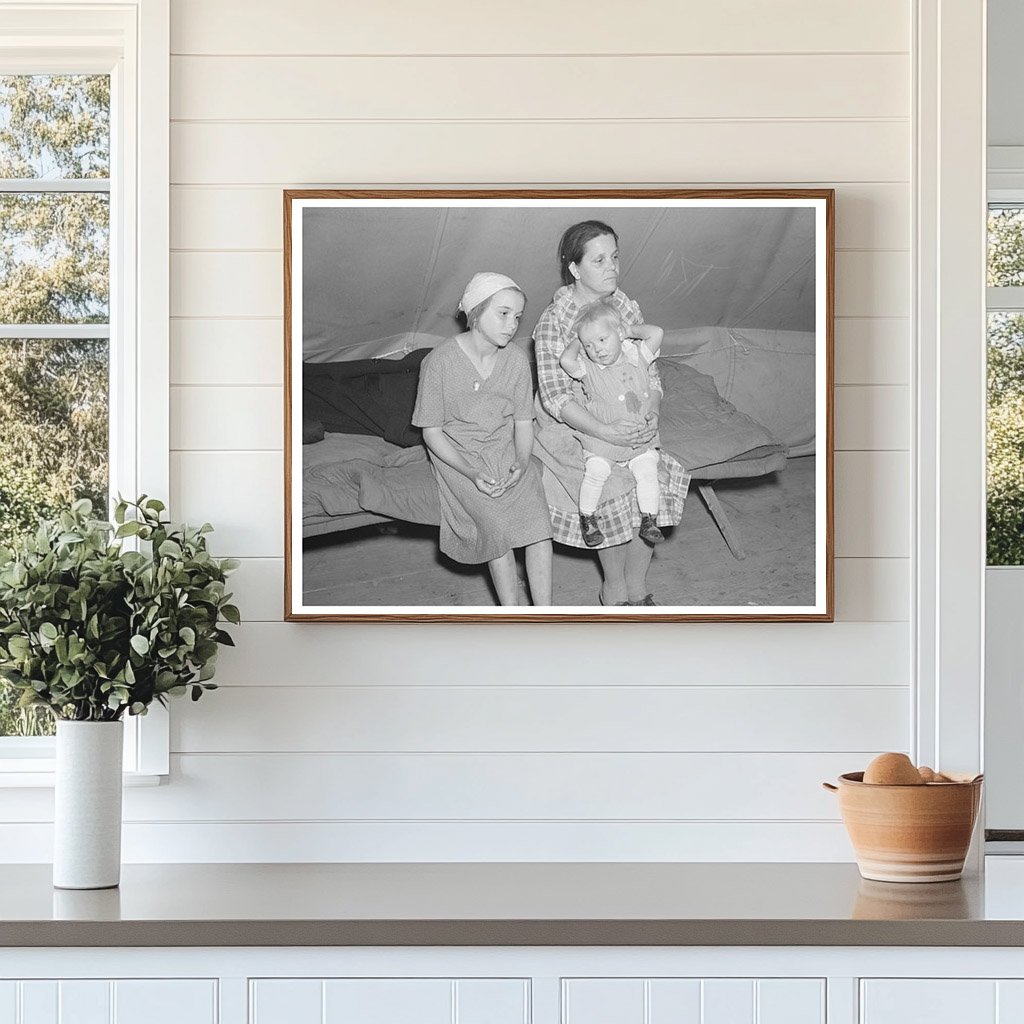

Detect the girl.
[{"left": 412, "top": 272, "right": 553, "bottom": 606}]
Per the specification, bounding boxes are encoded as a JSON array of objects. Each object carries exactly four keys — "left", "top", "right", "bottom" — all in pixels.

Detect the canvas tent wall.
[{"left": 299, "top": 203, "right": 818, "bottom": 455}]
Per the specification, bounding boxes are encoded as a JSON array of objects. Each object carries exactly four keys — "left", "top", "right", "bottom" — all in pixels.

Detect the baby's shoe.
[
  {"left": 579, "top": 512, "right": 605, "bottom": 547},
  {"left": 639, "top": 513, "right": 664, "bottom": 545}
]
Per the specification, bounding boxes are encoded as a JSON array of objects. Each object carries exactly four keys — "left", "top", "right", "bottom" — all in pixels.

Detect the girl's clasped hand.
[{"left": 474, "top": 459, "right": 524, "bottom": 498}]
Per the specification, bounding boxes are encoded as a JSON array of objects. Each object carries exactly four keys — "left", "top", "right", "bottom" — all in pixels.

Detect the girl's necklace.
[{"left": 458, "top": 335, "right": 497, "bottom": 381}]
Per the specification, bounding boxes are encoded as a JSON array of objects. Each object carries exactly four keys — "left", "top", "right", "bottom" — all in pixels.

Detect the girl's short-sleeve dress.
[{"left": 412, "top": 337, "right": 552, "bottom": 565}]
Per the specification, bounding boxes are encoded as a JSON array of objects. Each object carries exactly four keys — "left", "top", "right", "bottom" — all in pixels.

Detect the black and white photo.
[{"left": 285, "top": 191, "right": 833, "bottom": 621}]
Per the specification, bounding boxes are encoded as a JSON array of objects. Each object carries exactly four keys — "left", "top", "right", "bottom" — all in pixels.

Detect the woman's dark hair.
[{"left": 558, "top": 220, "right": 619, "bottom": 286}]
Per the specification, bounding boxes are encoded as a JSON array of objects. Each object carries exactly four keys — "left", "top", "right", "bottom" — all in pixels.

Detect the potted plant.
[{"left": 0, "top": 496, "right": 239, "bottom": 889}]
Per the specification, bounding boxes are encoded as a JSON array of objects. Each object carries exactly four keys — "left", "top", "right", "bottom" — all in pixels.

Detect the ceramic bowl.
[{"left": 823, "top": 771, "right": 983, "bottom": 883}]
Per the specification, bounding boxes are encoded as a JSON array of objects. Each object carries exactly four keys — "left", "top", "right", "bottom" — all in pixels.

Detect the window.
[
  {"left": 0, "top": 73, "right": 111, "bottom": 739},
  {"left": 0, "top": 2, "right": 169, "bottom": 780},
  {"left": 986, "top": 205, "right": 1024, "bottom": 565}
]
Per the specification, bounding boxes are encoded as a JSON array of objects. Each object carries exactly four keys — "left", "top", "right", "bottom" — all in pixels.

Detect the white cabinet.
[
  {"left": 562, "top": 978, "right": 825, "bottom": 1024},
  {"left": 8, "top": 949, "right": 1024, "bottom": 1024},
  {"left": 0, "top": 980, "right": 216, "bottom": 1024},
  {"left": 249, "top": 978, "right": 529, "bottom": 1024},
  {"left": 860, "top": 979, "right": 1024, "bottom": 1024}
]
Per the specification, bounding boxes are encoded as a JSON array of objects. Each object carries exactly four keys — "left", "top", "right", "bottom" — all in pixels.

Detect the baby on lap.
[{"left": 559, "top": 298, "right": 665, "bottom": 548}]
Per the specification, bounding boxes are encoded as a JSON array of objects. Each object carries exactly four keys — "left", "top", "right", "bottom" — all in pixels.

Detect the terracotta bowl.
[{"left": 823, "top": 771, "right": 983, "bottom": 883}]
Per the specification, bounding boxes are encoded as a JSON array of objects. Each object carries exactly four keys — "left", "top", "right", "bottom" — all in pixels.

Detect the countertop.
[{"left": 7, "top": 861, "right": 1024, "bottom": 947}]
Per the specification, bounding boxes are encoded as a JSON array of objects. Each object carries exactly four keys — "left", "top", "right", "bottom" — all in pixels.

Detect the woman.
[{"left": 532, "top": 220, "right": 689, "bottom": 606}]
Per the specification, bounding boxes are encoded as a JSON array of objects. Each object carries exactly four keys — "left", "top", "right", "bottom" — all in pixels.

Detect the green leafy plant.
[{"left": 0, "top": 496, "right": 239, "bottom": 722}]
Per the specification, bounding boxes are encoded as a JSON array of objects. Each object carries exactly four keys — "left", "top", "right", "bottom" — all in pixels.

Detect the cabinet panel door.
[
  {"left": 250, "top": 979, "right": 322, "bottom": 1024},
  {"left": 455, "top": 980, "right": 529, "bottom": 1024},
  {"left": 251, "top": 978, "right": 529, "bottom": 1024},
  {"left": 57, "top": 982, "right": 109, "bottom": 1024},
  {"left": 323, "top": 980, "right": 451, "bottom": 1024},
  {"left": 114, "top": 981, "right": 217, "bottom": 1024},
  {"left": 18, "top": 983, "right": 56, "bottom": 1024},
  {"left": 648, "top": 980, "right": 701, "bottom": 1023},
  {"left": 564, "top": 978, "right": 825, "bottom": 1024},
  {"left": 861, "top": 980, "right": 996, "bottom": 1023},
  {"left": 756, "top": 980, "right": 825, "bottom": 1024},
  {"left": 563, "top": 980, "right": 645, "bottom": 1024},
  {"left": 998, "top": 980, "right": 1024, "bottom": 1022},
  {"left": 0, "top": 983, "right": 16, "bottom": 1024},
  {"left": 701, "top": 980, "right": 755, "bottom": 1024}
]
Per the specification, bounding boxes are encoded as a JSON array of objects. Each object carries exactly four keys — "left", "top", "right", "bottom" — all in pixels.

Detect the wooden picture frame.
[{"left": 285, "top": 189, "right": 834, "bottom": 622}]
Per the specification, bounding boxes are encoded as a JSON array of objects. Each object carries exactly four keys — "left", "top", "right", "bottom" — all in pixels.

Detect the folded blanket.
[
  {"left": 657, "top": 358, "right": 785, "bottom": 470},
  {"left": 303, "top": 348, "right": 430, "bottom": 448},
  {"left": 304, "top": 433, "right": 441, "bottom": 526}
]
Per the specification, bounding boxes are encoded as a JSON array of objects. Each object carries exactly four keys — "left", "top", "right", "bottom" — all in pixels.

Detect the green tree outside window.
[
  {"left": 988, "top": 208, "right": 1024, "bottom": 566},
  {"left": 0, "top": 75, "right": 110, "bottom": 736}
]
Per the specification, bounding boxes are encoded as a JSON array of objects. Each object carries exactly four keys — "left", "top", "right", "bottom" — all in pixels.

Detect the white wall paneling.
[
  {"left": 170, "top": 121, "right": 909, "bottom": 186},
  {"left": 833, "top": 558, "right": 909, "bottom": 621},
  {"left": 833, "top": 319, "right": 909, "bottom": 386},
  {"left": 2, "top": 0, "right": 920, "bottom": 863},
  {"left": 834, "top": 386, "right": 910, "bottom": 451},
  {"left": 122, "top": 752, "right": 878, "bottom": 821},
  {"left": 212, "top": 622, "right": 911, "bottom": 686},
  {"left": 111, "top": 820, "right": 855, "bottom": 863},
  {"left": 220, "top": 558, "right": 285, "bottom": 621},
  {"left": 170, "top": 386, "right": 282, "bottom": 451},
  {"left": 0, "top": 818, "right": 855, "bottom": 864},
  {"left": 169, "top": 451, "right": 282, "bottom": 558},
  {"left": 170, "top": 252, "right": 281, "bottom": 318},
  {"left": 169, "top": 0, "right": 909, "bottom": 55},
  {"left": 170, "top": 320, "right": 282, "bottom": 386},
  {"left": 171, "top": 55, "right": 909, "bottom": 122},
  {"left": 170, "top": 685, "right": 909, "bottom": 753},
  {"left": 833, "top": 453, "right": 910, "bottom": 558},
  {"left": 834, "top": 252, "right": 910, "bottom": 318}
]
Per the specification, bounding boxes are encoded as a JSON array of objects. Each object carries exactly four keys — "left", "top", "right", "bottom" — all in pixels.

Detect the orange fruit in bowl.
[{"left": 863, "top": 752, "right": 925, "bottom": 785}]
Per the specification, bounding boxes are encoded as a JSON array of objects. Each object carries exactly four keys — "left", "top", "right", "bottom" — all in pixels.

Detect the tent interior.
[
  {"left": 302, "top": 204, "right": 816, "bottom": 355},
  {"left": 298, "top": 203, "right": 821, "bottom": 609}
]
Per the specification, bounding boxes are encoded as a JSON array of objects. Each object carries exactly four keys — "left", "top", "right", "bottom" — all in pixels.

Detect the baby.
[{"left": 559, "top": 298, "right": 665, "bottom": 548}]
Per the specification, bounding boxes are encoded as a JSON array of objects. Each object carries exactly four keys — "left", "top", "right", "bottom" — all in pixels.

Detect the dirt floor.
[{"left": 303, "top": 455, "right": 816, "bottom": 608}]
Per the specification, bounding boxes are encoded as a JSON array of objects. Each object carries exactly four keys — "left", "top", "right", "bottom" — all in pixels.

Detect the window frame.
[
  {"left": 983, "top": 186, "right": 1024, "bottom": 837},
  {"left": 0, "top": 0, "right": 169, "bottom": 783}
]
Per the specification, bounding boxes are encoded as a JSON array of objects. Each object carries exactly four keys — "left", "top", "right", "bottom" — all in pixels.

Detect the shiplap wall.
[{"left": 52, "top": 0, "right": 919, "bottom": 861}]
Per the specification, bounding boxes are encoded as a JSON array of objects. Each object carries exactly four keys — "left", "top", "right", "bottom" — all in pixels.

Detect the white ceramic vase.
[{"left": 53, "top": 719, "right": 124, "bottom": 889}]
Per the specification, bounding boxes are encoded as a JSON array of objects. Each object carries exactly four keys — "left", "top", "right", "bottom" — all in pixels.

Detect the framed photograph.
[{"left": 285, "top": 189, "right": 833, "bottom": 622}]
